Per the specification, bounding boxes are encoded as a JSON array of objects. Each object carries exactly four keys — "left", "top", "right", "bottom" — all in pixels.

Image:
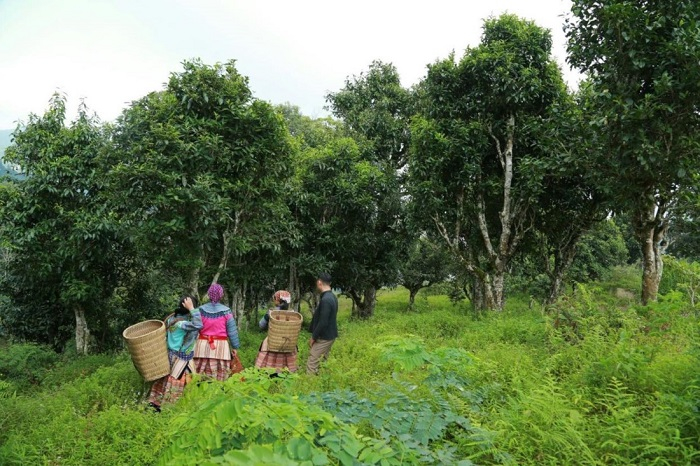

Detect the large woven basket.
[
  {"left": 123, "top": 320, "right": 170, "bottom": 382},
  {"left": 268, "top": 310, "right": 303, "bottom": 353}
]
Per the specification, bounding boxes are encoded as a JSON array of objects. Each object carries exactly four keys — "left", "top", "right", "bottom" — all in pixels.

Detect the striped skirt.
[
  {"left": 193, "top": 356, "right": 243, "bottom": 381},
  {"left": 255, "top": 337, "right": 299, "bottom": 373},
  {"left": 148, "top": 353, "right": 192, "bottom": 407}
]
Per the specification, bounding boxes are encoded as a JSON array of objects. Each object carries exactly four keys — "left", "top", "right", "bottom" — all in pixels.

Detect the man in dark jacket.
[{"left": 307, "top": 272, "right": 338, "bottom": 375}]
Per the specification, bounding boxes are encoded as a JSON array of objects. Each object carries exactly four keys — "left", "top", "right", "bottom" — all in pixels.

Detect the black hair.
[
  {"left": 278, "top": 301, "right": 290, "bottom": 310},
  {"left": 175, "top": 294, "right": 199, "bottom": 315},
  {"left": 317, "top": 272, "right": 332, "bottom": 286}
]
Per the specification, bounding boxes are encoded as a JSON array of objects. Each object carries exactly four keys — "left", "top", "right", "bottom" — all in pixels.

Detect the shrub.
[
  {"left": 161, "top": 369, "right": 403, "bottom": 466},
  {"left": 659, "top": 256, "right": 700, "bottom": 306},
  {"left": 0, "top": 343, "right": 58, "bottom": 389}
]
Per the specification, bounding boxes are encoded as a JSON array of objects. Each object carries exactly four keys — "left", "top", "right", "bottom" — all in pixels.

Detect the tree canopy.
[
  {"left": 1, "top": 7, "right": 698, "bottom": 352},
  {"left": 565, "top": 0, "right": 700, "bottom": 303},
  {"left": 410, "top": 14, "right": 570, "bottom": 310}
]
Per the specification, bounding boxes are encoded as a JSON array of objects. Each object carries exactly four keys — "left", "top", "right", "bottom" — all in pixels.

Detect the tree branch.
[
  {"left": 476, "top": 189, "right": 497, "bottom": 262},
  {"left": 211, "top": 210, "right": 242, "bottom": 285},
  {"left": 488, "top": 123, "right": 505, "bottom": 169},
  {"left": 497, "top": 114, "right": 516, "bottom": 260}
]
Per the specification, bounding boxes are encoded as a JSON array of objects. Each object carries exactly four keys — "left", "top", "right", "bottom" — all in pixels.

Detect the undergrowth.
[{"left": 0, "top": 266, "right": 698, "bottom": 465}]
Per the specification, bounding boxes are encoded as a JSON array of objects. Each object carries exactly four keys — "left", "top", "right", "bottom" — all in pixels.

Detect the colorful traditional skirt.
[
  {"left": 193, "top": 356, "right": 243, "bottom": 381},
  {"left": 148, "top": 352, "right": 192, "bottom": 407},
  {"left": 255, "top": 337, "right": 298, "bottom": 373}
]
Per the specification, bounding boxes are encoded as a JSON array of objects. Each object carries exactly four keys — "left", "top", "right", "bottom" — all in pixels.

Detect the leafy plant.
[{"left": 161, "top": 369, "right": 401, "bottom": 465}]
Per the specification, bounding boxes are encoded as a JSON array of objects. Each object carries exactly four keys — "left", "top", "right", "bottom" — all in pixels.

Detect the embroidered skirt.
[
  {"left": 194, "top": 357, "right": 242, "bottom": 381},
  {"left": 148, "top": 352, "right": 192, "bottom": 407},
  {"left": 255, "top": 337, "right": 298, "bottom": 373}
]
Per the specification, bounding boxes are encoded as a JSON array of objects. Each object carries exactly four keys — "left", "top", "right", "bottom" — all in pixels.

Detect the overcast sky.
[{"left": 0, "top": 0, "right": 579, "bottom": 129}]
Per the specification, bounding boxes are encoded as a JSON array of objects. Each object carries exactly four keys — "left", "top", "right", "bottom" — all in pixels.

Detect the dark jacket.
[{"left": 310, "top": 290, "right": 338, "bottom": 341}]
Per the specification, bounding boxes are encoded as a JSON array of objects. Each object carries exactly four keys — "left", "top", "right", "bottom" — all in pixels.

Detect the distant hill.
[
  {"left": 0, "top": 129, "right": 21, "bottom": 178},
  {"left": 0, "top": 129, "right": 12, "bottom": 156}
]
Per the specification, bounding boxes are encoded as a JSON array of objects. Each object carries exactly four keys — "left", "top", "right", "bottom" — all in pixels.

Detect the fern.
[
  {"left": 375, "top": 335, "right": 430, "bottom": 371},
  {"left": 0, "top": 381, "right": 16, "bottom": 399}
]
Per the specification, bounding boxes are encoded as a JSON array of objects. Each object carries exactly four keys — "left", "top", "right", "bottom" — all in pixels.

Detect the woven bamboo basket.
[
  {"left": 268, "top": 310, "right": 303, "bottom": 353},
  {"left": 123, "top": 320, "right": 170, "bottom": 382}
]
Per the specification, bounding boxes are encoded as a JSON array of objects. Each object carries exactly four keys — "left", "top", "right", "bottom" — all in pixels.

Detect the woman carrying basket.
[
  {"left": 255, "top": 290, "right": 299, "bottom": 373},
  {"left": 148, "top": 294, "right": 203, "bottom": 411},
  {"left": 189, "top": 283, "right": 242, "bottom": 381}
]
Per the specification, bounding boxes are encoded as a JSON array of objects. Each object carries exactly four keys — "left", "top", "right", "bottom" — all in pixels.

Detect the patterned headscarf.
[
  {"left": 208, "top": 283, "right": 224, "bottom": 304},
  {"left": 273, "top": 290, "right": 292, "bottom": 304}
]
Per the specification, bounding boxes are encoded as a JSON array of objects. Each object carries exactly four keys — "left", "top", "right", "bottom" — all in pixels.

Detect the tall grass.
[{"left": 0, "top": 266, "right": 698, "bottom": 464}]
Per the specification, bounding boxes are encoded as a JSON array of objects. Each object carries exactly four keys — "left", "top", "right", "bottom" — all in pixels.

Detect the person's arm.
[
  {"left": 311, "top": 297, "right": 331, "bottom": 342},
  {"left": 178, "top": 309, "right": 202, "bottom": 331},
  {"left": 178, "top": 298, "right": 203, "bottom": 331},
  {"left": 226, "top": 314, "right": 240, "bottom": 350},
  {"left": 259, "top": 313, "right": 269, "bottom": 330}
]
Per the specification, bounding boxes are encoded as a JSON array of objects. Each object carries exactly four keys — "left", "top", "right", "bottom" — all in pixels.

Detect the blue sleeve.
[
  {"left": 226, "top": 314, "right": 240, "bottom": 349},
  {"left": 179, "top": 310, "right": 203, "bottom": 331}
]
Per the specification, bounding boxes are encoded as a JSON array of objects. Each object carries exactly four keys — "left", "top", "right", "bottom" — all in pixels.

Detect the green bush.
[
  {"left": 0, "top": 342, "right": 58, "bottom": 389},
  {"left": 659, "top": 256, "right": 700, "bottom": 306},
  {"left": 161, "top": 369, "right": 404, "bottom": 466}
]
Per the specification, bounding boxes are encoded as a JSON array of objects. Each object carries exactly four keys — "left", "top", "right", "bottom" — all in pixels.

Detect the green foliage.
[
  {"left": 667, "top": 180, "right": 700, "bottom": 262},
  {"left": 295, "top": 133, "right": 405, "bottom": 317},
  {"left": 0, "top": 287, "right": 699, "bottom": 465},
  {"left": 110, "top": 59, "right": 296, "bottom": 296},
  {"left": 0, "top": 343, "right": 58, "bottom": 389},
  {"left": 1, "top": 95, "right": 132, "bottom": 353},
  {"left": 410, "top": 14, "right": 570, "bottom": 310},
  {"left": 322, "top": 60, "right": 412, "bottom": 316},
  {"left": 0, "top": 356, "right": 163, "bottom": 465},
  {"left": 400, "top": 238, "right": 451, "bottom": 308},
  {"left": 659, "top": 256, "right": 700, "bottom": 306},
  {"left": 327, "top": 60, "right": 413, "bottom": 169},
  {"left": 569, "top": 219, "right": 629, "bottom": 283},
  {"left": 161, "top": 369, "right": 401, "bottom": 466},
  {"left": 508, "top": 220, "right": 629, "bottom": 301},
  {"left": 565, "top": 0, "right": 700, "bottom": 303},
  {"left": 307, "top": 342, "right": 480, "bottom": 465}
]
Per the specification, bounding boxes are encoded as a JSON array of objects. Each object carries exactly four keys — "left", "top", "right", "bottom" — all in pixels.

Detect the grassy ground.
[{"left": 0, "top": 266, "right": 698, "bottom": 465}]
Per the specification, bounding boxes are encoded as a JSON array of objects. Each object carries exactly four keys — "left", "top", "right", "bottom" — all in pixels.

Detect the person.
[
  {"left": 188, "top": 283, "right": 242, "bottom": 381},
  {"left": 258, "top": 289, "right": 292, "bottom": 330},
  {"left": 306, "top": 273, "right": 338, "bottom": 375},
  {"left": 255, "top": 290, "right": 298, "bottom": 373},
  {"left": 148, "top": 294, "right": 202, "bottom": 411}
]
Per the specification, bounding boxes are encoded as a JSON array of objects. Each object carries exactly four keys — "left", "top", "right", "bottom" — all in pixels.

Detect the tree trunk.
[
  {"left": 546, "top": 240, "right": 580, "bottom": 304},
  {"left": 288, "top": 262, "right": 301, "bottom": 312},
  {"left": 231, "top": 282, "right": 246, "bottom": 321},
  {"left": 635, "top": 201, "right": 669, "bottom": 305},
  {"left": 548, "top": 272, "right": 566, "bottom": 306},
  {"left": 491, "top": 272, "right": 505, "bottom": 310},
  {"left": 188, "top": 266, "right": 200, "bottom": 300},
  {"left": 74, "top": 306, "right": 90, "bottom": 355},
  {"left": 639, "top": 225, "right": 664, "bottom": 305},
  {"left": 303, "top": 291, "right": 320, "bottom": 316},
  {"left": 470, "top": 273, "right": 504, "bottom": 312},
  {"left": 408, "top": 287, "right": 419, "bottom": 310},
  {"left": 350, "top": 287, "right": 377, "bottom": 319},
  {"left": 469, "top": 276, "right": 484, "bottom": 311}
]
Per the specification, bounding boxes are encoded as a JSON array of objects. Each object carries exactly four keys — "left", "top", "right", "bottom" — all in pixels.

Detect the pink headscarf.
[
  {"left": 273, "top": 290, "right": 292, "bottom": 304},
  {"left": 208, "top": 283, "right": 224, "bottom": 304}
]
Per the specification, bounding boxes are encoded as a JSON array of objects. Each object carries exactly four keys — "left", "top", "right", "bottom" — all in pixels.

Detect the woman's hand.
[
  {"left": 231, "top": 349, "right": 238, "bottom": 357},
  {"left": 183, "top": 297, "right": 195, "bottom": 311}
]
